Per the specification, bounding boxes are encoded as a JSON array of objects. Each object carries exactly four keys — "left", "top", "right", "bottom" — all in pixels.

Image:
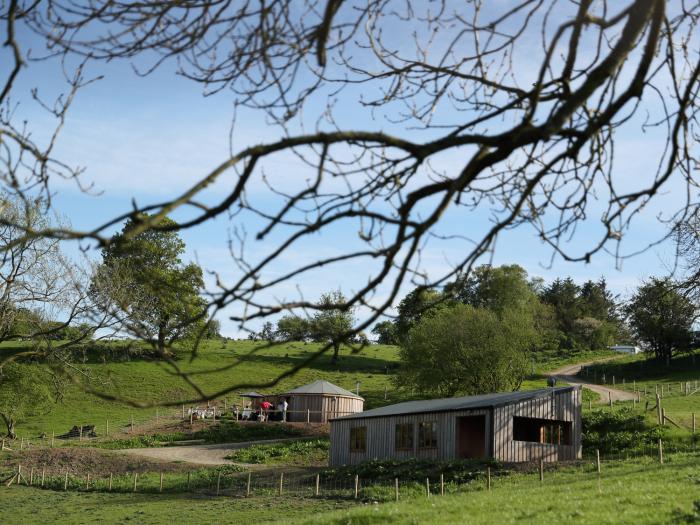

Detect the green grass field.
[
  {"left": 3, "top": 343, "right": 700, "bottom": 524},
  {"left": 286, "top": 453, "right": 700, "bottom": 525},
  {"left": 4, "top": 452, "right": 700, "bottom": 524},
  {"left": 1, "top": 340, "right": 403, "bottom": 438},
  {"left": 2, "top": 339, "right": 613, "bottom": 439}
]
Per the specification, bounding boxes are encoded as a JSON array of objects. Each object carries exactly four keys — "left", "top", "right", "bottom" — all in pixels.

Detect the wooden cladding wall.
[
  {"left": 329, "top": 409, "right": 491, "bottom": 466},
  {"left": 288, "top": 395, "right": 363, "bottom": 423},
  {"left": 492, "top": 387, "right": 581, "bottom": 462},
  {"left": 329, "top": 387, "right": 581, "bottom": 466}
]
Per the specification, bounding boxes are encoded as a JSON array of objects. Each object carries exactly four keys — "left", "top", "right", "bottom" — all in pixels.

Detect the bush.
[
  {"left": 582, "top": 407, "right": 665, "bottom": 455},
  {"left": 226, "top": 439, "right": 329, "bottom": 465}
]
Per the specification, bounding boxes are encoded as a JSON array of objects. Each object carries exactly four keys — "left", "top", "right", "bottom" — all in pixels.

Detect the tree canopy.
[
  {"left": 625, "top": 278, "right": 695, "bottom": 363},
  {"left": 92, "top": 215, "right": 206, "bottom": 355},
  {"left": 398, "top": 304, "right": 530, "bottom": 397}
]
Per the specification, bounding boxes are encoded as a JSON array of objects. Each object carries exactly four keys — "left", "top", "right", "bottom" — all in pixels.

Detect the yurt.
[{"left": 284, "top": 380, "right": 364, "bottom": 423}]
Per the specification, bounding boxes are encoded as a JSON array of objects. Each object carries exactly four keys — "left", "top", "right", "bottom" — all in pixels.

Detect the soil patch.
[{"left": 1, "top": 447, "right": 194, "bottom": 476}]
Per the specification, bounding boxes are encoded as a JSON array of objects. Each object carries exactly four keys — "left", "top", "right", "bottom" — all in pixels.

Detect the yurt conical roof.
[{"left": 285, "top": 380, "right": 364, "bottom": 400}]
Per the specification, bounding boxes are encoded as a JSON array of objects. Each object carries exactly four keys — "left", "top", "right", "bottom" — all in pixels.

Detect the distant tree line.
[
  {"left": 254, "top": 290, "right": 364, "bottom": 364},
  {"left": 369, "top": 264, "right": 696, "bottom": 397}
]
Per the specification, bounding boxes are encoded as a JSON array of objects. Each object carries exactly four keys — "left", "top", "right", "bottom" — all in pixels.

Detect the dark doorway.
[{"left": 456, "top": 415, "right": 487, "bottom": 458}]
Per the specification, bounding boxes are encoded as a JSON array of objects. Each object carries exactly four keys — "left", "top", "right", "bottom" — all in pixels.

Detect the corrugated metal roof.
[
  {"left": 332, "top": 387, "right": 575, "bottom": 421},
  {"left": 285, "top": 380, "right": 364, "bottom": 399}
]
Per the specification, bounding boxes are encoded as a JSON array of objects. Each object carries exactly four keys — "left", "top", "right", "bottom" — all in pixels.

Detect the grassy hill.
[
  {"left": 1, "top": 339, "right": 609, "bottom": 439},
  {"left": 0, "top": 340, "right": 406, "bottom": 438}
]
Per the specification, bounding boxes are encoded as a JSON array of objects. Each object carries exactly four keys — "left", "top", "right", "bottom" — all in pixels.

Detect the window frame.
[
  {"left": 512, "top": 416, "right": 572, "bottom": 446},
  {"left": 394, "top": 422, "right": 415, "bottom": 451},
  {"left": 349, "top": 426, "right": 367, "bottom": 453},
  {"left": 417, "top": 421, "right": 438, "bottom": 449}
]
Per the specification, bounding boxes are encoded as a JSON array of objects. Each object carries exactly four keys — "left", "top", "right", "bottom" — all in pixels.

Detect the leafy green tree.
[
  {"left": 579, "top": 278, "right": 619, "bottom": 322},
  {"left": 540, "top": 277, "right": 583, "bottom": 339},
  {"left": 394, "top": 287, "right": 444, "bottom": 342},
  {"left": 371, "top": 320, "right": 398, "bottom": 345},
  {"left": 625, "top": 278, "right": 695, "bottom": 364},
  {"left": 449, "top": 264, "right": 557, "bottom": 354},
  {"left": 205, "top": 319, "right": 222, "bottom": 339},
  {"left": 276, "top": 315, "right": 311, "bottom": 341},
  {"left": 92, "top": 215, "right": 206, "bottom": 356},
  {"left": 398, "top": 304, "right": 529, "bottom": 397},
  {"left": 0, "top": 364, "right": 52, "bottom": 439},
  {"left": 311, "top": 290, "right": 355, "bottom": 363},
  {"left": 450, "top": 264, "right": 534, "bottom": 315}
]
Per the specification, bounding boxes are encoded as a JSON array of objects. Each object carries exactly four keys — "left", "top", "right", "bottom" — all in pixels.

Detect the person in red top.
[{"left": 260, "top": 400, "right": 272, "bottom": 421}]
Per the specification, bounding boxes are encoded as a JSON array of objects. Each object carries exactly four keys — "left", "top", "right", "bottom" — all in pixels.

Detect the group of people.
[{"left": 234, "top": 398, "right": 289, "bottom": 422}]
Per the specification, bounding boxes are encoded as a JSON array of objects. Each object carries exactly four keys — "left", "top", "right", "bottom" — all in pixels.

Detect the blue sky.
[{"left": 4, "top": 12, "right": 686, "bottom": 336}]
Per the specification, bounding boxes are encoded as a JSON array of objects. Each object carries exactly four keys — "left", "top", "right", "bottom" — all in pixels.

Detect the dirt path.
[
  {"left": 121, "top": 437, "right": 311, "bottom": 466},
  {"left": 547, "top": 358, "right": 636, "bottom": 403}
]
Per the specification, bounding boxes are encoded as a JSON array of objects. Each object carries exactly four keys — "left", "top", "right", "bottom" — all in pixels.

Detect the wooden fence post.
[
  {"left": 425, "top": 477, "right": 430, "bottom": 498},
  {"left": 216, "top": 472, "right": 221, "bottom": 496},
  {"left": 395, "top": 478, "right": 399, "bottom": 501},
  {"left": 182, "top": 405, "right": 185, "bottom": 419},
  {"left": 440, "top": 473, "right": 444, "bottom": 496},
  {"left": 160, "top": 472, "right": 164, "bottom": 493},
  {"left": 133, "top": 472, "right": 138, "bottom": 492},
  {"left": 661, "top": 408, "right": 666, "bottom": 425},
  {"left": 51, "top": 431, "right": 55, "bottom": 448},
  {"left": 306, "top": 409, "right": 310, "bottom": 423},
  {"left": 86, "top": 473, "right": 90, "bottom": 490},
  {"left": 608, "top": 392, "right": 612, "bottom": 407},
  {"left": 384, "top": 385, "right": 388, "bottom": 401},
  {"left": 29, "top": 467, "right": 34, "bottom": 486},
  {"left": 355, "top": 475, "right": 359, "bottom": 499},
  {"left": 539, "top": 459, "right": 544, "bottom": 483},
  {"left": 41, "top": 468, "right": 45, "bottom": 487},
  {"left": 105, "top": 420, "right": 109, "bottom": 438},
  {"left": 109, "top": 473, "right": 113, "bottom": 491},
  {"left": 487, "top": 467, "right": 491, "bottom": 491},
  {"left": 315, "top": 474, "right": 320, "bottom": 497},
  {"left": 279, "top": 472, "right": 284, "bottom": 496},
  {"left": 656, "top": 394, "right": 662, "bottom": 425},
  {"left": 658, "top": 439, "right": 664, "bottom": 464},
  {"left": 64, "top": 471, "right": 68, "bottom": 491},
  {"left": 79, "top": 427, "right": 83, "bottom": 442},
  {"left": 596, "top": 449, "right": 601, "bottom": 474},
  {"left": 247, "top": 472, "right": 252, "bottom": 497}
]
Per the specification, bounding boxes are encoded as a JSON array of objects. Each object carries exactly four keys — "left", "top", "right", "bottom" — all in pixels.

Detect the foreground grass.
[
  {"left": 288, "top": 453, "right": 700, "bottom": 525},
  {"left": 4, "top": 453, "right": 699, "bottom": 524},
  {"left": 0, "top": 488, "right": 354, "bottom": 525}
]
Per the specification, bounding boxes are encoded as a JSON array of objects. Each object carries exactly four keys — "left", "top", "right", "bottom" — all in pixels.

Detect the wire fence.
[{"left": 4, "top": 445, "right": 700, "bottom": 500}]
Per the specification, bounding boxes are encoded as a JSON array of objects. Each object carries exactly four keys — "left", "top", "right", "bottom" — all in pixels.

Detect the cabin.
[
  {"left": 329, "top": 386, "right": 581, "bottom": 466},
  {"left": 284, "top": 380, "right": 364, "bottom": 423}
]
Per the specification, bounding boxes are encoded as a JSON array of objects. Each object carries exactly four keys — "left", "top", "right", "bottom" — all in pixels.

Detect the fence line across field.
[{"left": 3, "top": 443, "right": 696, "bottom": 500}]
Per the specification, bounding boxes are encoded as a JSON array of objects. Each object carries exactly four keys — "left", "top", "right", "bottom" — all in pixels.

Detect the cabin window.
[
  {"left": 395, "top": 423, "right": 414, "bottom": 451},
  {"left": 418, "top": 421, "right": 438, "bottom": 449},
  {"left": 350, "top": 426, "right": 367, "bottom": 453},
  {"left": 513, "top": 416, "right": 572, "bottom": 445}
]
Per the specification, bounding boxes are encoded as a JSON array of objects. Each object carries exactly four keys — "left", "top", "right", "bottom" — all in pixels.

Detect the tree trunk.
[
  {"left": 157, "top": 322, "right": 166, "bottom": 354},
  {"left": 331, "top": 342, "right": 340, "bottom": 364},
  {"left": 1, "top": 413, "right": 15, "bottom": 440}
]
